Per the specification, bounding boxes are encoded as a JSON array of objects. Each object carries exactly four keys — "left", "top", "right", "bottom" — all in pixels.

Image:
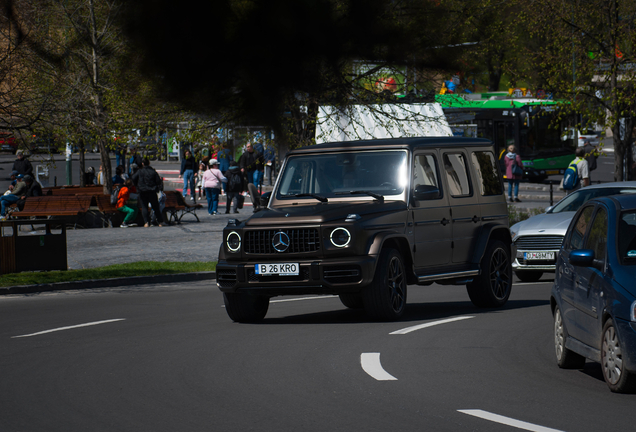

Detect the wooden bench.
[
  {"left": 163, "top": 191, "right": 203, "bottom": 223},
  {"left": 9, "top": 196, "right": 93, "bottom": 227}
]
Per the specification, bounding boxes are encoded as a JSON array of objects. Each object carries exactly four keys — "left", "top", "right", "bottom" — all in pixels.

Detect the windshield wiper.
[
  {"left": 336, "top": 191, "right": 384, "bottom": 202},
  {"left": 290, "top": 193, "right": 328, "bottom": 203}
]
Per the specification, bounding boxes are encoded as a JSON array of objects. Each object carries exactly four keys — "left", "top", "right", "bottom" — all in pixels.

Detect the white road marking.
[
  {"left": 12, "top": 319, "right": 126, "bottom": 338},
  {"left": 390, "top": 316, "right": 474, "bottom": 335},
  {"left": 458, "top": 410, "right": 564, "bottom": 432},
  {"left": 361, "top": 353, "right": 397, "bottom": 381}
]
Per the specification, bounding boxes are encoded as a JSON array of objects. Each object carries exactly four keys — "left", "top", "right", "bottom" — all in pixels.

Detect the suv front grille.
[
  {"left": 245, "top": 229, "right": 320, "bottom": 254},
  {"left": 515, "top": 235, "right": 564, "bottom": 250}
]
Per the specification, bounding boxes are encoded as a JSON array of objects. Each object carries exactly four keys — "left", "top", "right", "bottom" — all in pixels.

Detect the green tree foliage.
[{"left": 518, "top": 0, "right": 636, "bottom": 181}]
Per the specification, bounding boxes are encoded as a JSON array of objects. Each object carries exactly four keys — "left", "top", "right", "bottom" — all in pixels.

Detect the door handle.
[
  {"left": 441, "top": 218, "right": 450, "bottom": 226},
  {"left": 472, "top": 215, "right": 480, "bottom": 223}
]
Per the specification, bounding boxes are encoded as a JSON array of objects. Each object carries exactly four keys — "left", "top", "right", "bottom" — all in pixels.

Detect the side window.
[
  {"left": 585, "top": 207, "right": 608, "bottom": 264},
  {"left": 442, "top": 153, "right": 471, "bottom": 197},
  {"left": 471, "top": 151, "right": 503, "bottom": 196},
  {"left": 567, "top": 206, "right": 594, "bottom": 250},
  {"left": 413, "top": 154, "right": 441, "bottom": 200}
]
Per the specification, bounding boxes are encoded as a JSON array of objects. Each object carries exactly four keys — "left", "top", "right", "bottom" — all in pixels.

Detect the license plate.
[
  {"left": 524, "top": 252, "right": 555, "bottom": 260},
  {"left": 255, "top": 263, "right": 299, "bottom": 276}
]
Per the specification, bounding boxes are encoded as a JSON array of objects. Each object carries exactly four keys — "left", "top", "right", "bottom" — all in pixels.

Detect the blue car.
[{"left": 551, "top": 194, "right": 636, "bottom": 393}]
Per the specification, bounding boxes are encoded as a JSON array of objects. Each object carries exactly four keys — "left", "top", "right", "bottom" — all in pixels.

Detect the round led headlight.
[
  {"left": 227, "top": 231, "right": 241, "bottom": 252},
  {"left": 330, "top": 227, "right": 351, "bottom": 248}
]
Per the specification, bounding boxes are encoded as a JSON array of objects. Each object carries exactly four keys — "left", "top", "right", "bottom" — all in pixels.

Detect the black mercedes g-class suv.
[{"left": 217, "top": 137, "right": 512, "bottom": 322}]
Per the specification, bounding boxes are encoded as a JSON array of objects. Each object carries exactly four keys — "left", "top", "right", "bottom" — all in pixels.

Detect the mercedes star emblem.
[{"left": 272, "top": 231, "right": 290, "bottom": 252}]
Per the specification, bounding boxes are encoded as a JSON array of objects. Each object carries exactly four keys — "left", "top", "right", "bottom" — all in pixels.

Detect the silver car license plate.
[
  {"left": 256, "top": 263, "right": 299, "bottom": 276},
  {"left": 524, "top": 252, "right": 555, "bottom": 260}
]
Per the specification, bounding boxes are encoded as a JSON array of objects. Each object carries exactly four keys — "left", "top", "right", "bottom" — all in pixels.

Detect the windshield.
[
  {"left": 619, "top": 211, "right": 636, "bottom": 266},
  {"left": 549, "top": 187, "right": 636, "bottom": 213},
  {"left": 276, "top": 150, "right": 408, "bottom": 200}
]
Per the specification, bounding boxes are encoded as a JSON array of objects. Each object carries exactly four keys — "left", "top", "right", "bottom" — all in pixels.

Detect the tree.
[{"left": 518, "top": 0, "right": 636, "bottom": 181}]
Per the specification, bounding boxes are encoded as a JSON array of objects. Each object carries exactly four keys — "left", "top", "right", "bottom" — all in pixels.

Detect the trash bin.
[{"left": 0, "top": 220, "right": 67, "bottom": 274}]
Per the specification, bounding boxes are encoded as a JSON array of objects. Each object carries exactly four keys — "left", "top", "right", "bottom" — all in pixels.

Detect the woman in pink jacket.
[
  {"left": 202, "top": 159, "right": 227, "bottom": 215},
  {"left": 504, "top": 144, "right": 523, "bottom": 203}
]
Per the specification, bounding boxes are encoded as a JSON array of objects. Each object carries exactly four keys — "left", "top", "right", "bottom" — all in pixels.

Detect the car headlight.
[
  {"left": 631, "top": 300, "right": 636, "bottom": 322},
  {"left": 330, "top": 227, "right": 351, "bottom": 248},
  {"left": 226, "top": 231, "right": 241, "bottom": 252}
]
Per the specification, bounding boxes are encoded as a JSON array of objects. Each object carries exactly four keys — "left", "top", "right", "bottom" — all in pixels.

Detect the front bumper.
[
  {"left": 216, "top": 255, "right": 377, "bottom": 296},
  {"left": 615, "top": 318, "right": 636, "bottom": 373}
]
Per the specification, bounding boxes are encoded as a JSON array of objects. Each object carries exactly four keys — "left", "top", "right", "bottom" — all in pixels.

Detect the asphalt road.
[{"left": 2, "top": 277, "right": 634, "bottom": 432}]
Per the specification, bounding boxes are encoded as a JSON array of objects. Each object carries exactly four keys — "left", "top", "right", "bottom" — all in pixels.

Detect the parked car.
[
  {"left": 510, "top": 182, "right": 636, "bottom": 282},
  {"left": 216, "top": 137, "right": 513, "bottom": 322},
  {"left": 551, "top": 194, "right": 636, "bottom": 393},
  {"left": 0, "top": 132, "right": 17, "bottom": 153}
]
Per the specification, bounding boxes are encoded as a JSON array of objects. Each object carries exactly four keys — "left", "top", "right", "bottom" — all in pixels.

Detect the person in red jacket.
[{"left": 117, "top": 179, "right": 138, "bottom": 228}]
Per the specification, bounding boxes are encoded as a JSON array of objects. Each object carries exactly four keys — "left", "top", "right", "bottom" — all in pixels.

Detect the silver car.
[{"left": 510, "top": 182, "right": 636, "bottom": 281}]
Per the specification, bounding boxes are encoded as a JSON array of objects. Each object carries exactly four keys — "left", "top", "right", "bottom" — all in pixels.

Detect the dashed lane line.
[
  {"left": 360, "top": 353, "right": 397, "bottom": 381},
  {"left": 12, "top": 319, "right": 126, "bottom": 338},
  {"left": 389, "top": 316, "right": 475, "bottom": 335},
  {"left": 458, "top": 410, "right": 564, "bottom": 432}
]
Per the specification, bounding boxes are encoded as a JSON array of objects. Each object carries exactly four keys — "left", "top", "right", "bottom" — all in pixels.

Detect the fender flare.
[
  {"left": 471, "top": 222, "right": 512, "bottom": 265},
  {"left": 367, "top": 232, "right": 416, "bottom": 284}
]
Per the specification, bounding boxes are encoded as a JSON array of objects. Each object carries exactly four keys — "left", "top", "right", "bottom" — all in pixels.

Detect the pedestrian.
[
  {"left": 224, "top": 161, "right": 244, "bottom": 214},
  {"left": 112, "top": 165, "right": 125, "bottom": 185},
  {"left": 238, "top": 142, "right": 264, "bottom": 188},
  {"left": 263, "top": 144, "right": 276, "bottom": 186},
  {"left": 12, "top": 150, "right": 34, "bottom": 177},
  {"left": 195, "top": 161, "right": 206, "bottom": 200},
  {"left": 583, "top": 140, "right": 598, "bottom": 183},
  {"left": 84, "top": 166, "right": 96, "bottom": 185},
  {"left": 23, "top": 175, "right": 42, "bottom": 197},
  {"left": 202, "top": 158, "right": 227, "bottom": 215},
  {"left": 128, "top": 147, "right": 143, "bottom": 176},
  {"left": 179, "top": 149, "right": 198, "bottom": 202},
  {"left": 130, "top": 163, "right": 140, "bottom": 179},
  {"left": 0, "top": 174, "right": 26, "bottom": 220},
  {"left": 116, "top": 178, "right": 138, "bottom": 228},
  {"left": 567, "top": 147, "right": 590, "bottom": 194},
  {"left": 132, "top": 158, "right": 164, "bottom": 227},
  {"left": 217, "top": 143, "right": 233, "bottom": 195},
  {"left": 504, "top": 144, "right": 523, "bottom": 203},
  {"left": 96, "top": 164, "right": 105, "bottom": 185}
]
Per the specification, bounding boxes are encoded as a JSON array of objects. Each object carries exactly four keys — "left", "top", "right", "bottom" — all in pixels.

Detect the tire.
[
  {"left": 467, "top": 240, "right": 512, "bottom": 308},
  {"left": 554, "top": 305, "right": 586, "bottom": 369},
  {"left": 339, "top": 293, "right": 364, "bottom": 309},
  {"left": 601, "top": 319, "right": 636, "bottom": 393},
  {"left": 516, "top": 270, "right": 543, "bottom": 282},
  {"left": 363, "top": 248, "right": 407, "bottom": 321},
  {"left": 223, "top": 293, "right": 269, "bottom": 323}
]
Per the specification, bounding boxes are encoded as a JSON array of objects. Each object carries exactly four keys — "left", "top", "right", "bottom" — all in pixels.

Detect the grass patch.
[
  {"left": 508, "top": 205, "right": 545, "bottom": 226},
  {"left": 0, "top": 261, "right": 216, "bottom": 288}
]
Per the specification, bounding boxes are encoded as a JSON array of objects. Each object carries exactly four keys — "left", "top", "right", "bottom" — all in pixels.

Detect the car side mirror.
[
  {"left": 569, "top": 249, "right": 603, "bottom": 270},
  {"left": 413, "top": 185, "right": 440, "bottom": 201},
  {"left": 260, "top": 191, "right": 271, "bottom": 206}
]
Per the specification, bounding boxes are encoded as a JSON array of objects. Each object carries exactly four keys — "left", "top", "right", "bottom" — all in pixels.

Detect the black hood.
[{"left": 245, "top": 200, "right": 406, "bottom": 226}]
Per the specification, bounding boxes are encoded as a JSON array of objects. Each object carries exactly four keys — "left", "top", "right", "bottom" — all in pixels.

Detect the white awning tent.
[{"left": 315, "top": 103, "right": 452, "bottom": 144}]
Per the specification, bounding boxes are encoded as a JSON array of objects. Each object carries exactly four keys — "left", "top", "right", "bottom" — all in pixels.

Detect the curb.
[{"left": 0, "top": 271, "right": 216, "bottom": 295}]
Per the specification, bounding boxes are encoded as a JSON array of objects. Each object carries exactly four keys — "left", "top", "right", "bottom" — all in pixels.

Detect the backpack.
[
  {"left": 562, "top": 159, "right": 581, "bottom": 190},
  {"left": 228, "top": 171, "right": 242, "bottom": 191},
  {"left": 110, "top": 184, "right": 121, "bottom": 205}
]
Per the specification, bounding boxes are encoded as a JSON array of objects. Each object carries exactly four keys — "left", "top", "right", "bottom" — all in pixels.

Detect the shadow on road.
[{"left": 258, "top": 298, "right": 549, "bottom": 325}]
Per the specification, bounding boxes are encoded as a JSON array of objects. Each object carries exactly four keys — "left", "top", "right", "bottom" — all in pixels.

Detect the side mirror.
[
  {"left": 569, "top": 249, "right": 603, "bottom": 270},
  {"left": 260, "top": 191, "right": 271, "bottom": 206},
  {"left": 413, "top": 185, "right": 440, "bottom": 201}
]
